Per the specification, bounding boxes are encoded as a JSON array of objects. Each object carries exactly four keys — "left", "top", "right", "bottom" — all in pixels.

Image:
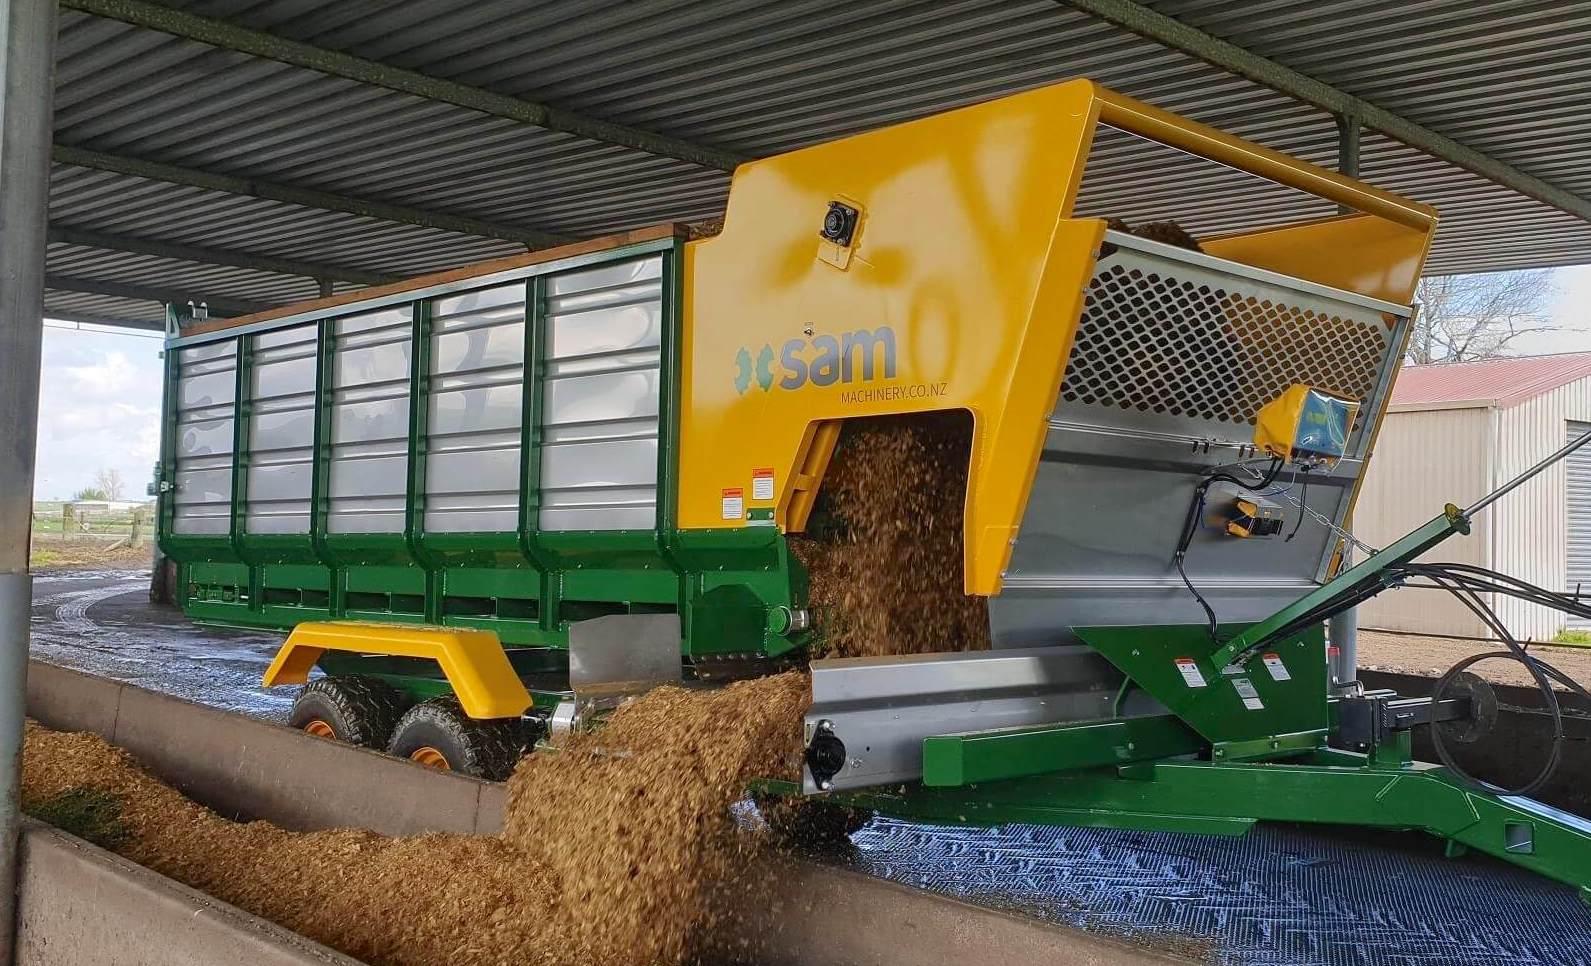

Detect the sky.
[
  {"left": 34, "top": 322, "right": 164, "bottom": 501},
  {"left": 28, "top": 266, "right": 1591, "bottom": 499},
  {"left": 1506, "top": 264, "right": 1591, "bottom": 356}
]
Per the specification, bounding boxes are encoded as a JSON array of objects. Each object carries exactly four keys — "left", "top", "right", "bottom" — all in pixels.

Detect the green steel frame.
[
  {"left": 815, "top": 749, "right": 1591, "bottom": 898},
  {"left": 776, "top": 497, "right": 1591, "bottom": 898},
  {"left": 157, "top": 236, "right": 809, "bottom": 703}
]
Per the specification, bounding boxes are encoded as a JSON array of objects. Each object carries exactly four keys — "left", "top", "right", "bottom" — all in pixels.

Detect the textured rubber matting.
[{"left": 845, "top": 818, "right": 1591, "bottom": 965}]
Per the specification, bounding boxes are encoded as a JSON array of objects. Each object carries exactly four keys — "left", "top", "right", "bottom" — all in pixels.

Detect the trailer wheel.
[
  {"left": 386, "top": 697, "right": 525, "bottom": 781},
  {"left": 287, "top": 675, "right": 408, "bottom": 749},
  {"left": 754, "top": 795, "right": 872, "bottom": 851}
]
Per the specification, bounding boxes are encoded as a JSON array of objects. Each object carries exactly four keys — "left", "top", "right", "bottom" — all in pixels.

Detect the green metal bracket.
[
  {"left": 1212, "top": 730, "right": 1323, "bottom": 762},
  {"left": 1076, "top": 623, "right": 1328, "bottom": 752}
]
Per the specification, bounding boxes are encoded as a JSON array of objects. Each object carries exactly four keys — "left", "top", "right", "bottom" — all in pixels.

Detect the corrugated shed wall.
[
  {"left": 1355, "top": 406, "right": 1490, "bottom": 638},
  {"left": 1491, "top": 379, "right": 1591, "bottom": 640},
  {"left": 1355, "top": 377, "right": 1591, "bottom": 641}
]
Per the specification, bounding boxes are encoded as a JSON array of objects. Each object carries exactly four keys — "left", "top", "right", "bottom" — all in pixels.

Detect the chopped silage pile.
[{"left": 23, "top": 671, "right": 808, "bottom": 966}]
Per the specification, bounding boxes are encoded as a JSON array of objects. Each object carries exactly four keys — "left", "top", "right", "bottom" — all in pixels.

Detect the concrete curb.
[
  {"left": 16, "top": 818, "right": 361, "bottom": 966},
  {"left": 26, "top": 661, "right": 494, "bottom": 835},
  {"left": 26, "top": 659, "right": 1195, "bottom": 966}
]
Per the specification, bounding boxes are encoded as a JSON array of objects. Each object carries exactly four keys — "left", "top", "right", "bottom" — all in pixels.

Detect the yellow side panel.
[
  {"left": 1201, "top": 213, "right": 1433, "bottom": 305},
  {"left": 680, "top": 79, "right": 1105, "bottom": 596},
  {"left": 262, "top": 621, "right": 532, "bottom": 720}
]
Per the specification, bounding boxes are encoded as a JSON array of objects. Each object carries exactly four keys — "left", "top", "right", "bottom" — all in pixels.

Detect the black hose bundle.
[
  {"left": 1391, "top": 562, "right": 1591, "bottom": 797},
  {"left": 1223, "top": 555, "right": 1591, "bottom": 795}
]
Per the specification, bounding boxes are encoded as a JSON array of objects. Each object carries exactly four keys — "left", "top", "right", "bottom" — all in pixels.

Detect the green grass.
[
  {"left": 28, "top": 548, "right": 63, "bottom": 567},
  {"left": 27, "top": 787, "right": 131, "bottom": 849},
  {"left": 1552, "top": 629, "right": 1591, "bottom": 647}
]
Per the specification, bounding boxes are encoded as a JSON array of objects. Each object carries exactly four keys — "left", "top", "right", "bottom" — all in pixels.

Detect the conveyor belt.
[{"left": 847, "top": 817, "right": 1591, "bottom": 965}]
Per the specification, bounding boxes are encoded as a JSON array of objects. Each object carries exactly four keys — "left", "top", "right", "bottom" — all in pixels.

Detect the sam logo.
[{"left": 733, "top": 327, "right": 897, "bottom": 394}]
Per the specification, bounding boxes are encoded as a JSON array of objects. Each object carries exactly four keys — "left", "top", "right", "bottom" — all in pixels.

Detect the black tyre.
[
  {"left": 754, "top": 795, "right": 872, "bottom": 851},
  {"left": 148, "top": 555, "right": 177, "bottom": 607},
  {"left": 287, "top": 675, "right": 409, "bottom": 749},
  {"left": 386, "top": 696, "right": 525, "bottom": 781}
]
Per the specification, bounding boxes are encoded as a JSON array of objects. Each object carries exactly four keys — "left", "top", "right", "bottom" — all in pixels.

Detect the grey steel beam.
[
  {"left": 44, "top": 310, "right": 164, "bottom": 332},
  {"left": 47, "top": 225, "right": 398, "bottom": 286},
  {"left": 61, "top": 0, "right": 748, "bottom": 173},
  {"left": 53, "top": 144, "right": 570, "bottom": 249},
  {"left": 0, "top": 0, "right": 58, "bottom": 959},
  {"left": 44, "top": 274, "right": 272, "bottom": 316},
  {"left": 1066, "top": 0, "right": 1591, "bottom": 225}
]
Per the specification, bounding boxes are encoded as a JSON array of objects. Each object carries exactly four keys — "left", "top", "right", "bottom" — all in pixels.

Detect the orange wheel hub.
[
  {"left": 409, "top": 746, "right": 452, "bottom": 770},
  {"left": 303, "top": 719, "right": 336, "bottom": 739}
]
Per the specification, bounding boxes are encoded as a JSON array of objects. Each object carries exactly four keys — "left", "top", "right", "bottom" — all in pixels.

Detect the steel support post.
[
  {"left": 1329, "top": 542, "right": 1359, "bottom": 692},
  {"left": 1335, "top": 113, "right": 1361, "bottom": 179},
  {"left": 1335, "top": 113, "right": 1360, "bottom": 215},
  {"left": 0, "top": 0, "right": 58, "bottom": 958}
]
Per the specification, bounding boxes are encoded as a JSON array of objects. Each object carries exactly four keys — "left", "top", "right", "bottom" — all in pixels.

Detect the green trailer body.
[{"left": 157, "top": 229, "right": 805, "bottom": 702}]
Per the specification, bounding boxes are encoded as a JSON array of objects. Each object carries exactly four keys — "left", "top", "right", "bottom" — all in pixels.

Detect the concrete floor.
[
  {"left": 27, "top": 568, "right": 1591, "bottom": 965},
  {"left": 30, "top": 569, "right": 291, "bottom": 722}
]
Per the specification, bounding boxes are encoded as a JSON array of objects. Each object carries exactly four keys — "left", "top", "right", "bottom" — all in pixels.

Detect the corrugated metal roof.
[
  {"left": 39, "top": 0, "right": 1591, "bottom": 326},
  {"left": 1391, "top": 352, "right": 1591, "bottom": 408}
]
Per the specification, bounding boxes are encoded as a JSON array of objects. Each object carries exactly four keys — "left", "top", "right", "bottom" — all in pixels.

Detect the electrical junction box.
[
  {"left": 1206, "top": 482, "right": 1285, "bottom": 538},
  {"left": 1254, "top": 384, "right": 1358, "bottom": 465}
]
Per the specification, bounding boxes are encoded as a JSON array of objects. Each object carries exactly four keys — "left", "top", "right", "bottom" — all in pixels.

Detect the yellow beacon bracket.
[{"left": 1254, "top": 384, "right": 1359, "bottom": 467}]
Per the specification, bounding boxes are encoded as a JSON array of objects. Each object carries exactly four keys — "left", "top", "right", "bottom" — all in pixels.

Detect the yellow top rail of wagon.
[{"left": 678, "top": 78, "right": 1436, "bottom": 595}]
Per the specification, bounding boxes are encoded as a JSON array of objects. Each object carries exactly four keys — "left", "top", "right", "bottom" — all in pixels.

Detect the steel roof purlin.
[{"left": 38, "top": 0, "right": 1591, "bottom": 329}]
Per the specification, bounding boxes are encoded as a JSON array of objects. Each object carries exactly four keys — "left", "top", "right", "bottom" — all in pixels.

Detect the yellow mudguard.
[{"left": 262, "top": 621, "right": 532, "bottom": 720}]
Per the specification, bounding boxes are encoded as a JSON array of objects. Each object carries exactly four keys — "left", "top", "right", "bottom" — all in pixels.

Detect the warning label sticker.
[
  {"left": 1232, "top": 677, "right": 1264, "bottom": 711},
  {"left": 1326, "top": 644, "right": 1341, "bottom": 664},
  {"left": 1261, "top": 652, "right": 1291, "bottom": 682},
  {"left": 752, "top": 467, "right": 775, "bottom": 501},
  {"left": 721, "top": 488, "right": 744, "bottom": 520},
  {"left": 1174, "top": 657, "right": 1207, "bottom": 689}
]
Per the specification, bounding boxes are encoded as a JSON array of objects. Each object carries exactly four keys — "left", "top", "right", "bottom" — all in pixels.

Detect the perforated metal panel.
[
  {"left": 991, "top": 233, "right": 1410, "bottom": 647},
  {"left": 172, "top": 341, "right": 237, "bottom": 535},
  {"left": 538, "top": 256, "right": 664, "bottom": 532},
  {"left": 327, "top": 306, "right": 413, "bottom": 534},
  {"left": 424, "top": 282, "right": 527, "bottom": 533},
  {"left": 244, "top": 324, "right": 317, "bottom": 534},
  {"left": 1063, "top": 247, "right": 1391, "bottom": 439}
]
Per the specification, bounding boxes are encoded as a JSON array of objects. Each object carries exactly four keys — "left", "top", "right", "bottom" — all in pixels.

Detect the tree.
[
  {"left": 72, "top": 487, "right": 108, "bottom": 502},
  {"left": 93, "top": 467, "right": 125, "bottom": 502},
  {"left": 1407, "top": 270, "right": 1557, "bottom": 365}
]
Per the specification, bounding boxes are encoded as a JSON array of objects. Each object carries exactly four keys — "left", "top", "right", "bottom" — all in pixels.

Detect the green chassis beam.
[
  {"left": 921, "top": 714, "right": 1203, "bottom": 787},
  {"left": 827, "top": 756, "right": 1591, "bottom": 895}
]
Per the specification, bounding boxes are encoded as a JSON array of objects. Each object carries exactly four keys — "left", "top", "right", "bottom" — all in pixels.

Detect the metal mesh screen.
[{"left": 1061, "top": 259, "right": 1391, "bottom": 430}]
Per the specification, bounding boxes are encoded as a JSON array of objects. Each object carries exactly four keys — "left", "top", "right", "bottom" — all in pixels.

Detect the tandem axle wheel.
[{"left": 290, "top": 677, "right": 528, "bottom": 781}]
